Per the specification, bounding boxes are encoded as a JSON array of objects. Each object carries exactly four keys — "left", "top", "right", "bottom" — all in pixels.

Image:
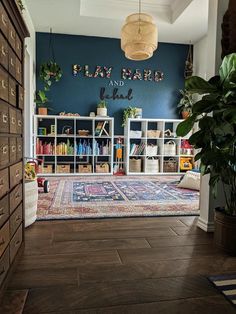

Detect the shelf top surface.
[
  {"left": 128, "top": 118, "right": 184, "bottom": 123},
  {"left": 35, "top": 115, "right": 114, "bottom": 121}
]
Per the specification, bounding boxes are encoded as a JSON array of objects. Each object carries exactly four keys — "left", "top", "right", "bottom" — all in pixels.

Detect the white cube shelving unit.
[
  {"left": 124, "top": 118, "right": 194, "bottom": 175},
  {"left": 33, "top": 115, "right": 114, "bottom": 176}
]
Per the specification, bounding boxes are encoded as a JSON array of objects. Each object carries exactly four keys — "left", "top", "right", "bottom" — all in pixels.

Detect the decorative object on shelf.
[
  {"left": 147, "top": 130, "right": 161, "bottom": 138},
  {"left": 76, "top": 140, "right": 92, "bottom": 156},
  {"left": 163, "top": 158, "right": 178, "bottom": 173},
  {"left": 36, "top": 139, "right": 55, "bottom": 155},
  {"left": 50, "top": 125, "right": 56, "bottom": 135},
  {"left": 96, "top": 163, "right": 110, "bottom": 173},
  {"left": 180, "top": 157, "right": 193, "bottom": 171},
  {"left": 38, "top": 127, "right": 47, "bottom": 136},
  {"left": 97, "top": 100, "right": 108, "bottom": 116},
  {"left": 59, "top": 112, "right": 80, "bottom": 116},
  {"left": 184, "top": 44, "right": 193, "bottom": 78},
  {"left": 78, "top": 164, "right": 92, "bottom": 173},
  {"left": 56, "top": 139, "right": 74, "bottom": 155},
  {"left": 35, "top": 90, "right": 51, "bottom": 115},
  {"left": 130, "top": 130, "right": 142, "bottom": 138},
  {"left": 164, "top": 129, "right": 176, "bottom": 138},
  {"left": 122, "top": 106, "right": 138, "bottom": 127},
  {"left": 135, "top": 108, "right": 142, "bottom": 118},
  {"left": 95, "top": 121, "right": 109, "bottom": 136},
  {"left": 180, "top": 139, "right": 193, "bottom": 155},
  {"left": 94, "top": 140, "right": 111, "bottom": 156},
  {"left": 146, "top": 144, "right": 158, "bottom": 156},
  {"left": 62, "top": 126, "right": 73, "bottom": 135},
  {"left": 129, "top": 158, "right": 142, "bottom": 172},
  {"left": 89, "top": 112, "right": 95, "bottom": 117},
  {"left": 78, "top": 129, "right": 90, "bottom": 136},
  {"left": 176, "top": 53, "right": 236, "bottom": 254},
  {"left": 164, "top": 140, "right": 176, "bottom": 156},
  {"left": 121, "top": 0, "right": 158, "bottom": 61},
  {"left": 145, "top": 157, "right": 159, "bottom": 173},
  {"left": 177, "top": 89, "right": 194, "bottom": 119}
]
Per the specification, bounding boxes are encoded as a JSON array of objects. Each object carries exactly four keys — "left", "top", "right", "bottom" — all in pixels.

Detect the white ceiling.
[{"left": 25, "top": 0, "right": 209, "bottom": 44}]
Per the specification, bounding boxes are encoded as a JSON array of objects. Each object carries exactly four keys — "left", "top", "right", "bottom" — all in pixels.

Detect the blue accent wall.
[{"left": 36, "top": 32, "right": 188, "bottom": 134}]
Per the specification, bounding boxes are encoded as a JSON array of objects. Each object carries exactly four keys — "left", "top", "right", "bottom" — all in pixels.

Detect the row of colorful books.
[{"left": 130, "top": 143, "right": 146, "bottom": 155}]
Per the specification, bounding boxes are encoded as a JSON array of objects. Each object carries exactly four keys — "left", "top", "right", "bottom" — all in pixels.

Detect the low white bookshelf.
[
  {"left": 124, "top": 118, "right": 195, "bottom": 175},
  {"left": 33, "top": 115, "right": 114, "bottom": 176}
]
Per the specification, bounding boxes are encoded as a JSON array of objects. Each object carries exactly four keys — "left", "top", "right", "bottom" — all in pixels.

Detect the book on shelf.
[
  {"left": 95, "top": 121, "right": 109, "bottom": 137},
  {"left": 130, "top": 143, "right": 146, "bottom": 155}
]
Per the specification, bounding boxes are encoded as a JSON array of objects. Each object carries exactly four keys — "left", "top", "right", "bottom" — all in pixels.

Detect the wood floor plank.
[
  {"left": 53, "top": 227, "right": 176, "bottom": 242},
  {"left": 170, "top": 225, "right": 205, "bottom": 236},
  {"left": 118, "top": 245, "right": 225, "bottom": 264},
  {"left": 179, "top": 216, "right": 199, "bottom": 227},
  {"left": 16, "top": 250, "right": 121, "bottom": 271},
  {"left": 24, "top": 238, "right": 151, "bottom": 256},
  {"left": 78, "top": 256, "right": 236, "bottom": 284},
  {"left": 147, "top": 234, "right": 213, "bottom": 248},
  {"left": 41, "top": 295, "right": 236, "bottom": 314},
  {"left": 8, "top": 268, "right": 78, "bottom": 289},
  {"left": 23, "top": 276, "right": 217, "bottom": 313}
]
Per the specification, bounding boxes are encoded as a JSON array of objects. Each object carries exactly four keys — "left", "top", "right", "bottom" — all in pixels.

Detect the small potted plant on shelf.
[
  {"left": 122, "top": 106, "right": 138, "bottom": 127},
  {"left": 97, "top": 100, "right": 108, "bottom": 116},
  {"left": 177, "top": 89, "right": 194, "bottom": 119},
  {"left": 176, "top": 53, "right": 236, "bottom": 255},
  {"left": 35, "top": 90, "right": 50, "bottom": 115},
  {"left": 40, "top": 61, "right": 63, "bottom": 91}
]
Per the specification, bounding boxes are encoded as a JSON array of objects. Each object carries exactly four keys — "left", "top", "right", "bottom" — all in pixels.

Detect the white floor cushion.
[{"left": 178, "top": 171, "right": 201, "bottom": 191}]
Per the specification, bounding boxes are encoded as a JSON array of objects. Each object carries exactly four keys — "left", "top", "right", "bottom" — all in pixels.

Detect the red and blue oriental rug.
[{"left": 37, "top": 176, "right": 199, "bottom": 220}]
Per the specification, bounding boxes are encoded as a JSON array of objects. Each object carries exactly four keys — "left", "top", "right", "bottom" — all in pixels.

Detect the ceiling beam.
[{"left": 171, "top": 0, "right": 194, "bottom": 23}]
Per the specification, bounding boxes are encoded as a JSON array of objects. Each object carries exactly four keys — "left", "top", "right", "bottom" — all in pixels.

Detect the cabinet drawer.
[
  {"left": 10, "top": 203, "right": 22, "bottom": 237},
  {"left": 10, "top": 224, "right": 22, "bottom": 263},
  {"left": 0, "top": 33, "right": 8, "bottom": 70},
  {"left": 8, "top": 48, "right": 16, "bottom": 79},
  {"left": 10, "top": 162, "right": 22, "bottom": 189},
  {"left": 0, "top": 137, "right": 9, "bottom": 168},
  {"left": 0, "top": 194, "right": 9, "bottom": 229},
  {"left": 17, "top": 85, "right": 24, "bottom": 109},
  {"left": 8, "top": 77, "right": 16, "bottom": 106},
  {"left": 0, "top": 67, "right": 8, "bottom": 102},
  {"left": 16, "top": 110, "right": 22, "bottom": 134},
  {"left": 0, "top": 101, "right": 9, "bottom": 133},
  {"left": 15, "top": 58, "right": 22, "bottom": 84},
  {"left": 0, "top": 247, "right": 9, "bottom": 287},
  {"left": 0, "top": 3, "right": 9, "bottom": 38},
  {"left": 0, "top": 221, "right": 10, "bottom": 257},
  {"left": 9, "top": 137, "right": 17, "bottom": 163},
  {"left": 16, "top": 137, "right": 23, "bottom": 160},
  {"left": 0, "top": 168, "right": 9, "bottom": 199},
  {"left": 9, "top": 183, "right": 22, "bottom": 214},
  {"left": 8, "top": 21, "right": 16, "bottom": 51},
  {"left": 9, "top": 107, "right": 17, "bottom": 134},
  {"left": 15, "top": 34, "right": 22, "bottom": 61}
]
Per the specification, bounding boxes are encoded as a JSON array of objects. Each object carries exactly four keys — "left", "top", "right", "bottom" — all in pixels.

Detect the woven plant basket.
[{"left": 129, "top": 158, "right": 142, "bottom": 172}]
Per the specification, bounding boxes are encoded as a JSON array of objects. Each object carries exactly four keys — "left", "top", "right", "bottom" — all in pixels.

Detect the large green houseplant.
[{"left": 176, "top": 53, "right": 236, "bottom": 254}]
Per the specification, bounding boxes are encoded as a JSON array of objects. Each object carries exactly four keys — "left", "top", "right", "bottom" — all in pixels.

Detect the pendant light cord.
[
  {"left": 49, "top": 28, "right": 56, "bottom": 62},
  {"left": 138, "top": 0, "right": 141, "bottom": 34}
]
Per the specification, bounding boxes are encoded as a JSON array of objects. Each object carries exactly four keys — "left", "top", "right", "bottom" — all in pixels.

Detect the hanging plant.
[{"left": 39, "top": 61, "right": 63, "bottom": 91}]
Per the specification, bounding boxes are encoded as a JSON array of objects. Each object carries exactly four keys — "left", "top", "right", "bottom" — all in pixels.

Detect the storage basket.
[
  {"left": 56, "top": 165, "right": 70, "bottom": 173},
  {"left": 42, "top": 165, "right": 53, "bottom": 173},
  {"left": 78, "top": 129, "right": 90, "bottom": 136},
  {"left": 146, "top": 144, "right": 158, "bottom": 156},
  {"left": 129, "top": 158, "right": 142, "bottom": 172},
  {"left": 78, "top": 164, "right": 92, "bottom": 173},
  {"left": 130, "top": 130, "right": 142, "bottom": 138},
  {"left": 147, "top": 130, "right": 161, "bottom": 138},
  {"left": 164, "top": 140, "right": 176, "bottom": 156},
  {"left": 163, "top": 158, "right": 178, "bottom": 172},
  {"left": 145, "top": 157, "right": 159, "bottom": 173},
  {"left": 96, "top": 163, "right": 109, "bottom": 173}
]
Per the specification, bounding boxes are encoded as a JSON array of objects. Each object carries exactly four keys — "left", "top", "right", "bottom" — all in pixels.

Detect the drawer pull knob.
[
  {"left": 1, "top": 14, "right": 7, "bottom": 26},
  {"left": 0, "top": 267, "right": 5, "bottom": 276},
  {"left": 1, "top": 80, "right": 7, "bottom": 89},
  {"left": 0, "top": 238, "right": 5, "bottom": 246},
  {"left": 0, "top": 179, "right": 3, "bottom": 187},
  {"left": 15, "top": 240, "right": 20, "bottom": 246},
  {"left": 11, "top": 88, "right": 15, "bottom": 96},
  {"left": 11, "top": 117, "right": 16, "bottom": 124},
  {"left": 12, "top": 146, "right": 16, "bottom": 153},
  {"left": 18, "top": 120, "right": 22, "bottom": 127},
  {"left": 15, "top": 216, "right": 21, "bottom": 222},
  {"left": 1, "top": 46, "right": 6, "bottom": 56},
  {"left": 18, "top": 145, "right": 22, "bottom": 151},
  {"left": 2, "top": 146, "right": 7, "bottom": 154},
  {"left": 17, "top": 67, "right": 21, "bottom": 74},
  {"left": 0, "top": 207, "right": 4, "bottom": 215},
  {"left": 2, "top": 114, "right": 8, "bottom": 123},
  {"left": 10, "top": 30, "right": 15, "bottom": 39},
  {"left": 15, "top": 192, "right": 20, "bottom": 199},
  {"left": 10, "top": 58, "right": 14, "bottom": 66},
  {"left": 15, "top": 169, "right": 20, "bottom": 177}
]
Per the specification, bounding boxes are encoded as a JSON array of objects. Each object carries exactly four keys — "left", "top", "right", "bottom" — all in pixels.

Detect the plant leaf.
[
  {"left": 219, "top": 53, "right": 236, "bottom": 84},
  {"left": 185, "top": 76, "right": 217, "bottom": 94},
  {"left": 176, "top": 114, "right": 197, "bottom": 137}
]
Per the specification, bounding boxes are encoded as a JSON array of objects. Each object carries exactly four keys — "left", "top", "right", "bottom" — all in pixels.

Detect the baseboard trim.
[{"left": 197, "top": 217, "right": 215, "bottom": 232}]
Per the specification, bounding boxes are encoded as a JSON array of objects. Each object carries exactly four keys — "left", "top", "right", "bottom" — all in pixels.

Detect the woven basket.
[
  {"left": 145, "top": 157, "right": 159, "bottom": 173},
  {"left": 163, "top": 158, "right": 178, "bottom": 172},
  {"left": 78, "top": 164, "right": 92, "bottom": 173},
  {"left": 146, "top": 145, "right": 158, "bottom": 156},
  {"left": 147, "top": 130, "right": 161, "bottom": 138},
  {"left": 96, "top": 163, "right": 109, "bottom": 173},
  {"left": 78, "top": 130, "right": 90, "bottom": 136},
  {"left": 41, "top": 165, "right": 53, "bottom": 173},
  {"left": 129, "top": 158, "right": 142, "bottom": 172},
  {"left": 164, "top": 140, "right": 176, "bottom": 156},
  {"left": 56, "top": 165, "right": 70, "bottom": 173}
]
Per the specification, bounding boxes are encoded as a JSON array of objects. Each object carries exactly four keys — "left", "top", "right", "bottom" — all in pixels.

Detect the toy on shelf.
[
  {"left": 36, "top": 139, "right": 55, "bottom": 155},
  {"left": 38, "top": 127, "right": 47, "bottom": 135},
  {"left": 95, "top": 121, "right": 109, "bottom": 136},
  {"left": 180, "top": 139, "right": 194, "bottom": 155},
  {"left": 114, "top": 137, "right": 125, "bottom": 175},
  {"left": 50, "top": 125, "right": 55, "bottom": 135},
  {"left": 56, "top": 139, "right": 74, "bottom": 155},
  {"left": 59, "top": 112, "right": 80, "bottom": 116},
  {"left": 180, "top": 157, "right": 193, "bottom": 171},
  {"left": 94, "top": 140, "right": 111, "bottom": 155},
  {"left": 78, "top": 130, "right": 90, "bottom": 136}
]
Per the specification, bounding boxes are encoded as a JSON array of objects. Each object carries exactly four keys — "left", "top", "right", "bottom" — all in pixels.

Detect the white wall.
[
  {"left": 193, "top": 35, "right": 207, "bottom": 78},
  {"left": 22, "top": 0, "right": 36, "bottom": 158}
]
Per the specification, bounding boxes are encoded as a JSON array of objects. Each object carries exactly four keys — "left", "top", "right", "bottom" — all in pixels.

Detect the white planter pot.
[
  {"left": 24, "top": 180, "right": 38, "bottom": 228},
  {"left": 97, "top": 107, "right": 107, "bottom": 116}
]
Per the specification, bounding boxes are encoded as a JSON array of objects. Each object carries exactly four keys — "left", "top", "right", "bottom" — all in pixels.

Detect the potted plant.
[
  {"left": 35, "top": 90, "right": 50, "bottom": 115},
  {"left": 176, "top": 53, "right": 236, "bottom": 254},
  {"left": 122, "top": 106, "right": 138, "bottom": 127},
  {"left": 97, "top": 100, "right": 108, "bottom": 116},
  {"left": 40, "top": 61, "right": 63, "bottom": 91},
  {"left": 177, "top": 89, "right": 194, "bottom": 119}
]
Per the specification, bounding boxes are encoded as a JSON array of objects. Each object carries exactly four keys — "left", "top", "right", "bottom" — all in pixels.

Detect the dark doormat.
[{"left": 209, "top": 274, "right": 236, "bottom": 307}]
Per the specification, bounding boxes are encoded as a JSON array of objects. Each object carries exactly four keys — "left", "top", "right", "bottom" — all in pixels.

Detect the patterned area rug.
[
  {"left": 37, "top": 176, "right": 199, "bottom": 220},
  {"left": 209, "top": 274, "right": 236, "bottom": 307}
]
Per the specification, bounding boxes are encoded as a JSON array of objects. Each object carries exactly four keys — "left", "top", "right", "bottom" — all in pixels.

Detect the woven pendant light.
[{"left": 121, "top": 0, "right": 158, "bottom": 61}]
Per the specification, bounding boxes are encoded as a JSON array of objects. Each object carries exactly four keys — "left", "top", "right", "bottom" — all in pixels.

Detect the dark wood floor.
[{"left": 4, "top": 216, "right": 236, "bottom": 313}]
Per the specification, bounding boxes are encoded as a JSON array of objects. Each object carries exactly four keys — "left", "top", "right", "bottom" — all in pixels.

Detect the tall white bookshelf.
[
  {"left": 124, "top": 118, "right": 195, "bottom": 175},
  {"left": 33, "top": 115, "right": 114, "bottom": 176}
]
